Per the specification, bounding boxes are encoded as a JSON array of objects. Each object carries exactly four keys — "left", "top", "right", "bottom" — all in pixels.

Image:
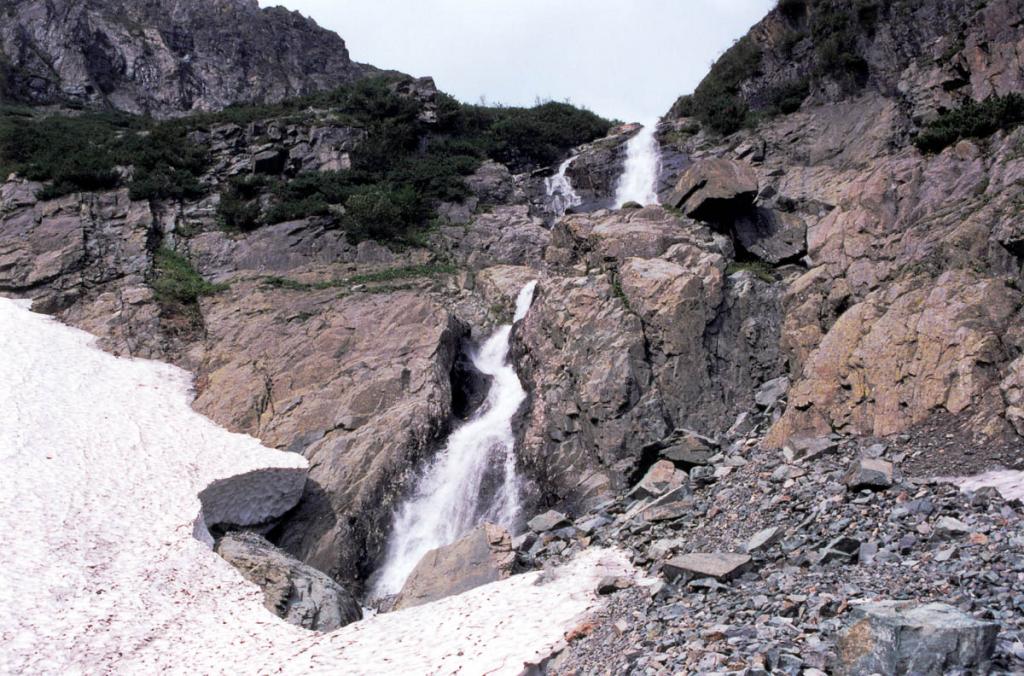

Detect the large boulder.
[
  {"left": 215, "top": 532, "right": 362, "bottom": 632},
  {"left": 667, "top": 158, "right": 758, "bottom": 222},
  {"left": 392, "top": 524, "right": 515, "bottom": 610},
  {"left": 836, "top": 601, "right": 998, "bottom": 675}
]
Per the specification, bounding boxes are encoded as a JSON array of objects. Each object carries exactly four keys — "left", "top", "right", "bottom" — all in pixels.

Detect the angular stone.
[
  {"left": 527, "top": 510, "right": 571, "bottom": 533},
  {"left": 575, "top": 514, "right": 610, "bottom": 535},
  {"left": 934, "top": 516, "right": 970, "bottom": 537},
  {"left": 755, "top": 376, "right": 791, "bottom": 408},
  {"left": 843, "top": 458, "right": 894, "bottom": 491},
  {"left": 215, "top": 532, "right": 361, "bottom": 632},
  {"left": 667, "top": 158, "right": 759, "bottom": 222},
  {"left": 689, "top": 465, "right": 716, "bottom": 486},
  {"left": 641, "top": 485, "right": 693, "bottom": 522},
  {"left": 393, "top": 523, "right": 514, "bottom": 610},
  {"left": 782, "top": 436, "right": 838, "bottom": 463},
  {"left": 596, "top": 576, "right": 632, "bottom": 595},
  {"left": 819, "top": 536, "right": 861, "bottom": 564},
  {"left": 631, "top": 459, "right": 687, "bottom": 499},
  {"left": 662, "top": 553, "right": 752, "bottom": 581},
  {"left": 745, "top": 526, "right": 783, "bottom": 553},
  {"left": 836, "top": 601, "right": 998, "bottom": 675}
]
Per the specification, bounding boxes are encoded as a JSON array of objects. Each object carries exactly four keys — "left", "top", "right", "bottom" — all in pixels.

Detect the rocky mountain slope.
[
  {"left": 2, "top": 0, "right": 1024, "bottom": 671},
  {"left": 0, "top": 0, "right": 374, "bottom": 116},
  {"left": 660, "top": 0, "right": 1024, "bottom": 455}
]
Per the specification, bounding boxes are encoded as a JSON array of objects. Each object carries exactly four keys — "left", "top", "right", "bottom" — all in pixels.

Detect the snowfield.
[{"left": 0, "top": 298, "right": 634, "bottom": 675}]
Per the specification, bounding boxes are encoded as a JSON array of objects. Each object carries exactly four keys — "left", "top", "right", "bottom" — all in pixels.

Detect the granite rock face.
[
  {"left": 660, "top": 0, "right": 1024, "bottom": 450},
  {"left": 0, "top": 0, "right": 374, "bottom": 116}
]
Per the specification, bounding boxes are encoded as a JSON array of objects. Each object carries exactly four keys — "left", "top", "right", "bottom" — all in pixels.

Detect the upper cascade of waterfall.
[
  {"left": 370, "top": 281, "right": 538, "bottom": 598},
  {"left": 545, "top": 156, "right": 583, "bottom": 217},
  {"left": 613, "top": 122, "right": 662, "bottom": 208}
]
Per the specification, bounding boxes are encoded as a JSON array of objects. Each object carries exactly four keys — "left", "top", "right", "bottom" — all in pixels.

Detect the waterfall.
[
  {"left": 613, "top": 122, "right": 661, "bottom": 207},
  {"left": 544, "top": 155, "right": 582, "bottom": 217},
  {"left": 370, "top": 281, "right": 538, "bottom": 598}
]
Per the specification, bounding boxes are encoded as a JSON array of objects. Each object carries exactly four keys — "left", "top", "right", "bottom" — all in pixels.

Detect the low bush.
[
  {"left": 150, "top": 247, "right": 227, "bottom": 304},
  {"left": 0, "top": 109, "right": 208, "bottom": 200},
  {"left": 914, "top": 94, "right": 1024, "bottom": 153},
  {"left": 681, "top": 36, "right": 763, "bottom": 135},
  {"left": 342, "top": 184, "right": 426, "bottom": 242}
]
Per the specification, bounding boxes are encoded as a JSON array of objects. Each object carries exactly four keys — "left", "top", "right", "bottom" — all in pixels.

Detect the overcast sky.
[{"left": 260, "top": 1, "right": 774, "bottom": 122}]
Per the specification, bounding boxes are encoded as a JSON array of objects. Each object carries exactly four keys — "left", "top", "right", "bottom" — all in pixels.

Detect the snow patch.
[
  {"left": 0, "top": 297, "right": 634, "bottom": 674},
  {"left": 954, "top": 470, "right": 1024, "bottom": 502}
]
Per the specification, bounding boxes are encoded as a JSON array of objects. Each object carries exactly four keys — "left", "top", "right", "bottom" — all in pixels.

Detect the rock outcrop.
[
  {"left": 392, "top": 523, "right": 515, "bottom": 610},
  {"left": 0, "top": 0, "right": 374, "bottom": 116},
  {"left": 659, "top": 0, "right": 1024, "bottom": 452},
  {"left": 216, "top": 531, "right": 362, "bottom": 632}
]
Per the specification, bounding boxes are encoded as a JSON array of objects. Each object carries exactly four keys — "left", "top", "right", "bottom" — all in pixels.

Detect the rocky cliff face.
[
  {"left": 660, "top": 0, "right": 1024, "bottom": 453},
  {"left": 0, "top": 0, "right": 373, "bottom": 116}
]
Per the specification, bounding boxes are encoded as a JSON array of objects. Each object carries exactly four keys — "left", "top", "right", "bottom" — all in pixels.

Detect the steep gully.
[{"left": 369, "top": 126, "right": 661, "bottom": 598}]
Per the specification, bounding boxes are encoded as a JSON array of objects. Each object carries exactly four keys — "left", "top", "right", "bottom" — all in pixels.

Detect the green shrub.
[
  {"left": 150, "top": 247, "right": 227, "bottom": 304},
  {"left": 765, "top": 78, "right": 810, "bottom": 115},
  {"left": 685, "top": 36, "right": 763, "bottom": 135},
  {"left": 343, "top": 184, "right": 425, "bottom": 242},
  {"left": 915, "top": 94, "right": 1024, "bottom": 153},
  {"left": 0, "top": 109, "right": 209, "bottom": 200}
]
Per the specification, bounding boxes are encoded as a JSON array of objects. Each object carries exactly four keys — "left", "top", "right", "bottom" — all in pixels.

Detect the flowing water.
[
  {"left": 370, "top": 281, "right": 538, "bottom": 597},
  {"left": 545, "top": 155, "right": 583, "bottom": 217},
  {"left": 614, "top": 122, "right": 662, "bottom": 207}
]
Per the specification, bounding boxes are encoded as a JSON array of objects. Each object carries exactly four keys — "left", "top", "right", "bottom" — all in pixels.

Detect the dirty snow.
[
  {"left": 0, "top": 297, "right": 634, "bottom": 674},
  {"left": 955, "top": 469, "right": 1024, "bottom": 502}
]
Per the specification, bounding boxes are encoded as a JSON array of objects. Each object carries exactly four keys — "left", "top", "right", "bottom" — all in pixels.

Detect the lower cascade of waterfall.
[
  {"left": 614, "top": 122, "right": 661, "bottom": 208},
  {"left": 545, "top": 155, "right": 583, "bottom": 217},
  {"left": 369, "top": 281, "right": 538, "bottom": 598}
]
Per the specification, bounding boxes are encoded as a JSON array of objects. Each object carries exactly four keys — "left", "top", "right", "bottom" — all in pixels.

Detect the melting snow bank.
[{"left": 0, "top": 297, "right": 636, "bottom": 674}]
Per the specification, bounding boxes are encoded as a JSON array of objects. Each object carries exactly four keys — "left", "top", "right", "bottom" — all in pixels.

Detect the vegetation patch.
[
  {"left": 0, "top": 108, "right": 207, "bottom": 200},
  {"left": 150, "top": 247, "right": 227, "bottom": 304},
  {"left": 671, "top": 36, "right": 764, "bottom": 136},
  {"left": 1, "top": 76, "right": 612, "bottom": 243},
  {"left": 726, "top": 260, "right": 776, "bottom": 283},
  {"left": 914, "top": 94, "right": 1024, "bottom": 154},
  {"left": 261, "top": 262, "right": 457, "bottom": 292}
]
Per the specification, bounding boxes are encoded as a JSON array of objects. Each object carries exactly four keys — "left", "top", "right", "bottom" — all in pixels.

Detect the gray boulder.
[
  {"left": 844, "top": 458, "right": 894, "bottom": 491},
  {"left": 528, "top": 510, "right": 572, "bottom": 533},
  {"left": 631, "top": 459, "right": 688, "bottom": 499},
  {"left": 393, "top": 523, "right": 515, "bottom": 610},
  {"left": 662, "top": 553, "right": 752, "bottom": 581},
  {"left": 215, "top": 532, "right": 362, "bottom": 632},
  {"left": 836, "top": 601, "right": 998, "bottom": 675}
]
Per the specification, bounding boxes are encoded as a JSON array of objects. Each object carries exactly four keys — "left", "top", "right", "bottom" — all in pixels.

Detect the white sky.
[{"left": 260, "top": 0, "right": 775, "bottom": 122}]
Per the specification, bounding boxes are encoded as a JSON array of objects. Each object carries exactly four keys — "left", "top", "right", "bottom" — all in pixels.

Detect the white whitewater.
[
  {"left": 545, "top": 155, "right": 583, "bottom": 216},
  {"left": 371, "top": 281, "right": 539, "bottom": 597},
  {"left": 614, "top": 122, "right": 661, "bottom": 207}
]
